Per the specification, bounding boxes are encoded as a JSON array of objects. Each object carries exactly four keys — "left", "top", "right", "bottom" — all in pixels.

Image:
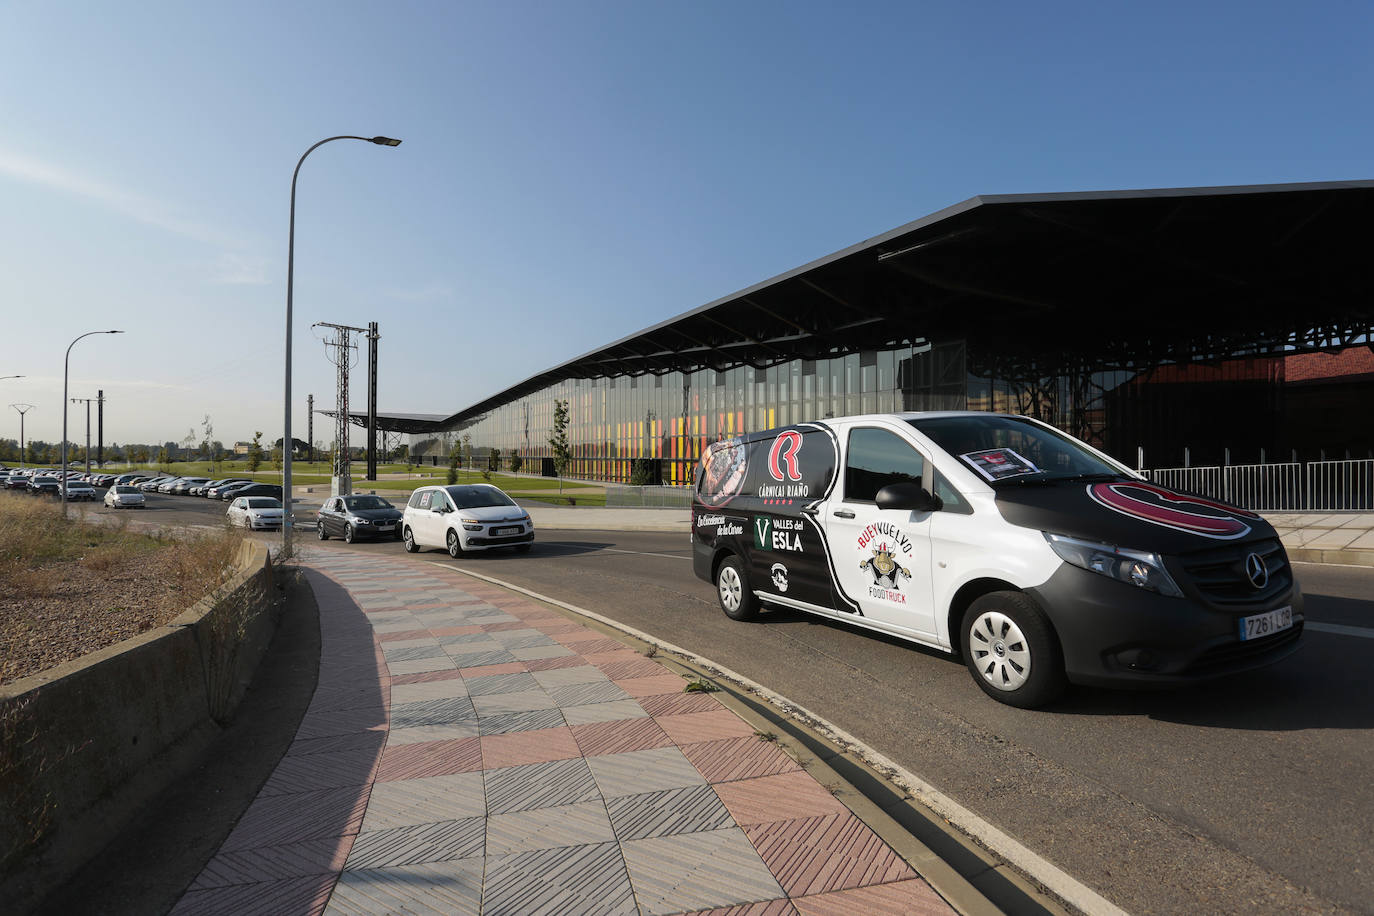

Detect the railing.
[
  {"left": 605, "top": 485, "right": 694, "bottom": 508},
  {"left": 1142, "top": 459, "right": 1372, "bottom": 512}
]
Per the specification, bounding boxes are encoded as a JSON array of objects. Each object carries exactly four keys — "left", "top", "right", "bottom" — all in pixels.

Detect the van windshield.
[
  {"left": 444, "top": 486, "right": 516, "bottom": 509},
  {"left": 908, "top": 415, "right": 1127, "bottom": 486}
]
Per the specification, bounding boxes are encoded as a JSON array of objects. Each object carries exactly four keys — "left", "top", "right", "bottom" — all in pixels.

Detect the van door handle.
[{"left": 832, "top": 509, "right": 855, "bottom": 519}]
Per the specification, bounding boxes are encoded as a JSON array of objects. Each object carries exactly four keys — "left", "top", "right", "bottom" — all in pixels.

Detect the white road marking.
[
  {"left": 1305, "top": 621, "right": 1374, "bottom": 639},
  {"left": 436, "top": 562, "right": 1131, "bottom": 916}
]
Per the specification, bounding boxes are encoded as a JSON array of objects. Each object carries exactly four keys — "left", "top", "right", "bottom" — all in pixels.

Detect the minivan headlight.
[
  {"left": 1043, "top": 533, "right": 1183, "bottom": 598},
  {"left": 460, "top": 518, "right": 483, "bottom": 531}
]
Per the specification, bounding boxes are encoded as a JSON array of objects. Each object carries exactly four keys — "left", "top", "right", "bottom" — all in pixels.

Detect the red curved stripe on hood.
[{"left": 1089, "top": 482, "right": 1253, "bottom": 538}]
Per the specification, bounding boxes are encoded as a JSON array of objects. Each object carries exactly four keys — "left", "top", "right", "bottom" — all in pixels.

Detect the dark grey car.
[{"left": 316, "top": 495, "right": 403, "bottom": 543}]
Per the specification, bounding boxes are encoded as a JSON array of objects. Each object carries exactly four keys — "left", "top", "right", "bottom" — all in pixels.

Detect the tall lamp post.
[
  {"left": 283, "top": 134, "right": 401, "bottom": 556},
  {"left": 62, "top": 331, "right": 122, "bottom": 516},
  {"left": 9, "top": 403, "right": 33, "bottom": 466}
]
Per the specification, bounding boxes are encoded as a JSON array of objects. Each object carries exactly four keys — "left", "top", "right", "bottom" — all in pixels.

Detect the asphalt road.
[{"left": 108, "top": 493, "right": 1374, "bottom": 915}]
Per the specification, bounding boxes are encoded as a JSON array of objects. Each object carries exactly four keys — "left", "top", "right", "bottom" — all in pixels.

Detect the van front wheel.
[
  {"left": 962, "top": 592, "right": 1065, "bottom": 709},
  {"left": 715, "top": 556, "right": 759, "bottom": 621}
]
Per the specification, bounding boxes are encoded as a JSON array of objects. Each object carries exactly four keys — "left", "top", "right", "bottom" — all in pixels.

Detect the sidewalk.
[{"left": 169, "top": 549, "right": 955, "bottom": 915}]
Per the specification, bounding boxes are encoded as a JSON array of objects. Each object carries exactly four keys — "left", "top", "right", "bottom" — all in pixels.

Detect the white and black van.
[{"left": 691, "top": 412, "right": 1303, "bottom": 708}]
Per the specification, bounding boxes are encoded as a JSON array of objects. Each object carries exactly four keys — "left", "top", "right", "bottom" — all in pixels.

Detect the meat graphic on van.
[{"left": 692, "top": 412, "right": 1303, "bottom": 708}]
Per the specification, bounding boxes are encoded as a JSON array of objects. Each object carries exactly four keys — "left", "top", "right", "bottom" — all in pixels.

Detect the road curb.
[{"left": 439, "top": 562, "right": 1114, "bottom": 916}]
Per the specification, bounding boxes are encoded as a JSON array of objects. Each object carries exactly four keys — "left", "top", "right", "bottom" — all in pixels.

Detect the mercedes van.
[{"left": 691, "top": 412, "right": 1302, "bottom": 707}]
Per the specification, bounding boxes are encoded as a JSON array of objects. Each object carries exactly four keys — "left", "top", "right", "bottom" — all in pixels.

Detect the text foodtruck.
[{"left": 690, "top": 413, "right": 1303, "bottom": 709}]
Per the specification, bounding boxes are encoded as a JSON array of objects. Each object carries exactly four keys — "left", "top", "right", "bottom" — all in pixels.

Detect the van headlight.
[{"left": 1043, "top": 533, "right": 1183, "bottom": 598}]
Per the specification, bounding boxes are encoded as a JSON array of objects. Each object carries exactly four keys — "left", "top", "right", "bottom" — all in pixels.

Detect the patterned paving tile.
[
  {"left": 437, "top": 632, "right": 502, "bottom": 647},
  {"left": 360, "top": 772, "right": 487, "bottom": 831},
  {"left": 559, "top": 636, "right": 629, "bottom": 655},
  {"left": 621, "top": 828, "right": 785, "bottom": 916},
  {"left": 389, "top": 679, "right": 470, "bottom": 705},
  {"left": 325, "top": 859, "right": 483, "bottom": 916},
  {"left": 679, "top": 900, "right": 800, "bottom": 916},
  {"left": 478, "top": 708, "right": 567, "bottom": 736},
  {"left": 561, "top": 699, "right": 650, "bottom": 726},
  {"left": 531, "top": 664, "right": 613, "bottom": 689},
  {"left": 615, "top": 674, "right": 691, "bottom": 697},
  {"left": 457, "top": 661, "right": 528, "bottom": 678},
  {"left": 743, "top": 812, "right": 916, "bottom": 897},
  {"left": 547, "top": 681, "right": 633, "bottom": 707},
  {"left": 447, "top": 648, "right": 519, "bottom": 668},
  {"left": 386, "top": 655, "right": 458, "bottom": 676},
  {"left": 791, "top": 879, "right": 950, "bottom": 915},
  {"left": 374, "top": 737, "right": 482, "bottom": 782},
  {"left": 485, "top": 800, "right": 617, "bottom": 856},
  {"left": 285, "top": 730, "right": 387, "bottom": 759},
  {"left": 638, "top": 692, "right": 724, "bottom": 717},
  {"left": 571, "top": 716, "right": 675, "bottom": 757},
  {"left": 170, "top": 872, "right": 337, "bottom": 916},
  {"left": 595, "top": 657, "right": 671, "bottom": 680},
  {"left": 657, "top": 709, "right": 759, "bottom": 745},
  {"left": 471, "top": 688, "right": 558, "bottom": 716},
  {"left": 464, "top": 671, "right": 540, "bottom": 696},
  {"left": 388, "top": 696, "right": 477, "bottom": 729},
  {"left": 587, "top": 746, "right": 710, "bottom": 798},
  {"left": 511, "top": 643, "right": 578, "bottom": 661},
  {"left": 343, "top": 816, "right": 485, "bottom": 868},
  {"left": 483, "top": 841, "right": 638, "bottom": 916},
  {"left": 376, "top": 629, "right": 436, "bottom": 643},
  {"left": 480, "top": 726, "right": 582, "bottom": 769},
  {"left": 389, "top": 668, "right": 467, "bottom": 687},
  {"left": 381, "top": 644, "right": 447, "bottom": 662},
  {"left": 484, "top": 758, "right": 603, "bottom": 815},
  {"left": 190, "top": 837, "right": 351, "bottom": 888},
  {"left": 712, "top": 771, "right": 850, "bottom": 827},
  {"left": 259, "top": 746, "right": 381, "bottom": 796},
  {"left": 429, "top": 624, "right": 485, "bottom": 637},
  {"left": 386, "top": 722, "right": 480, "bottom": 746},
  {"left": 522, "top": 652, "right": 585, "bottom": 670},
  {"left": 681, "top": 735, "right": 802, "bottom": 784},
  {"left": 606, "top": 784, "right": 736, "bottom": 840},
  {"left": 220, "top": 785, "right": 372, "bottom": 852}
]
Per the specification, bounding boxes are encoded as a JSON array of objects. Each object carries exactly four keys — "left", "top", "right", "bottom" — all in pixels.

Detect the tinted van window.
[{"left": 845, "top": 427, "right": 925, "bottom": 502}]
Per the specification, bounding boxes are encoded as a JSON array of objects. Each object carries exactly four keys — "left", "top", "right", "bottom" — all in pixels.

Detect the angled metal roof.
[
  {"left": 317, "top": 409, "right": 448, "bottom": 434},
  {"left": 441, "top": 179, "right": 1374, "bottom": 427}
]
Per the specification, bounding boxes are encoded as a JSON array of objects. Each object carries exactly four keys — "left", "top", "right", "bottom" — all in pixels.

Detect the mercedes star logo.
[{"left": 1245, "top": 552, "right": 1269, "bottom": 589}]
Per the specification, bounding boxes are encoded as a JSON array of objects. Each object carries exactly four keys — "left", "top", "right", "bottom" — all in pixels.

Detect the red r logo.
[
  {"left": 768, "top": 431, "right": 803, "bottom": 482},
  {"left": 1088, "top": 482, "right": 1257, "bottom": 539}
]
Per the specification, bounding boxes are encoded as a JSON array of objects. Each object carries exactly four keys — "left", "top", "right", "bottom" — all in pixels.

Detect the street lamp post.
[
  {"left": 62, "top": 331, "right": 122, "bottom": 516},
  {"left": 283, "top": 135, "right": 401, "bottom": 556},
  {"left": 9, "top": 403, "right": 33, "bottom": 467}
]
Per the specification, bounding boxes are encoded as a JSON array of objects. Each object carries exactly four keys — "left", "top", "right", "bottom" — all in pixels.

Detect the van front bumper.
[{"left": 1025, "top": 565, "right": 1304, "bottom": 688}]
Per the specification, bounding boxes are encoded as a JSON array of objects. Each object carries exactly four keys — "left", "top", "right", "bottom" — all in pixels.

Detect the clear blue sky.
[{"left": 2, "top": 1, "right": 1370, "bottom": 448}]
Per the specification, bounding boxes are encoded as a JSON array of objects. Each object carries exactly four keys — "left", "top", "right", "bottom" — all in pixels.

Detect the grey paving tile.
[
  {"left": 548, "top": 681, "right": 633, "bottom": 707},
  {"left": 360, "top": 772, "right": 487, "bottom": 831},
  {"left": 485, "top": 758, "right": 602, "bottom": 815},
  {"left": 389, "top": 696, "right": 477, "bottom": 729},
  {"left": 561, "top": 700, "right": 650, "bottom": 727},
  {"left": 448, "top": 648, "right": 519, "bottom": 668},
  {"left": 511, "top": 644, "right": 577, "bottom": 661},
  {"left": 621, "top": 827, "right": 785, "bottom": 916},
  {"left": 464, "top": 672, "right": 540, "bottom": 696},
  {"left": 478, "top": 709, "right": 567, "bottom": 736},
  {"left": 531, "top": 665, "right": 613, "bottom": 689},
  {"left": 605, "top": 784, "right": 734, "bottom": 839},
  {"left": 437, "top": 632, "right": 501, "bottom": 647},
  {"left": 483, "top": 841, "right": 637, "bottom": 916},
  {"left": 588, "top": 746, "right": 708, "bottom": 798},
  {"left": 326, "top": 859, "right": 483, "bottom": 916},
  {"left": 381, "top": 645, "right": 448, "bottom": 663},
  {"left": 472, "top": 689, "right": 557, "bottom": 717},
  {"left": 489, "top": 631, "right": 559, "bottom": 650},
  {"left": 389, "top": 680, "right": 470, "bottom": 705},
  {"left": 387, "top": 656, "right": 458, "bottom": 676},
  {"left": 344, "top": 817, "right": 484, "bottom": 869},
  {"left": 485, "top": 801, "right": 617, "bottom": 856},
  {"left": 386, "top": 722, "right": 480, "bottom": 746}
]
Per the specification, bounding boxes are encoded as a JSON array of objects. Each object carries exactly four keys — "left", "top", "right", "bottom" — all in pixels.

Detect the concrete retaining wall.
[{"left": 0, "top": 540, "right": 279, "bottom": 910}]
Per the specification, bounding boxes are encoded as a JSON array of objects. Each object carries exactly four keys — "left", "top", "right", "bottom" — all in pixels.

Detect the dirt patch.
[{"left": 0, "top": 495, "right": 244, "bottom": 686}]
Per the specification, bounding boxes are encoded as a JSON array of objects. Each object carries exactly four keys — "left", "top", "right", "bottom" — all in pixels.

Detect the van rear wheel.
[
  {"left": 715, "top": 555, "right": 758, "bottom": 621},
  {"left": 962, "top": 591, "right": 1066, "bottom": 709}
]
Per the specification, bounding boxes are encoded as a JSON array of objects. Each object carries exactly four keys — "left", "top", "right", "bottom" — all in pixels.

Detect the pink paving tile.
[
  {"left": 711, "top": 772, "right": 850, "bottom": 826},
  {"left": 374, "top": 736, "right": 483, "bottom": 782},
  {"left": 679, "top": 901, "right": 800, "bottom": 916},
  {"left": 615, "top": 674, "right": 689, "bottom": 697},
  {"left": 580, "top": 649, "right": 643, "bottom": 667},
  {"left": 430, "top": 625, "right": 485, "bottom": 637},
  {"left": 377, "top": 629, "right": 434, "bottom": 643},
  {"left": 190, "top": 837, "right": 351, "bottom": 888},
  {"left": 570, "top": 717, "right": 675, "bottom": 757},
  {"left": 484, "top": 620, "right": 537, "bottom": 631},
  {"left": 638, "top": 692, "right": 723, "bottom": 717},
  {"left": 743, "top": 811, "right": 916, "bottom": 897},
  {"left": 457, "top": 661, "right": 528, "bottom": 677},
  {"left": 389, "top": 668, "right": 467, "bottom": 686},
  {"left": 681, "top": 735, "right": 802, "bottom": 784},
  {"left": 595, "top": 657, "right": 672, "bottom": 680},
  {"left": 554, "top": 630, "right": 609, "bottom": 645},
  {"left": 531, "top": 622, "right": 588, "bottom": 635},
  {"left": 792, "top": 879, "right": 951, "bottom": 915},
  {"left": 656, "top": 709, "right": 758, "bottom": 745},
  {"left": 565, "top": 637, "right": 629, "bottom": 655},
  {"left": 524, "top": 655, "right": 588, "bottom": 672},
  {"left": 479, "top": 726, "right": 582, "bottom": 769}
]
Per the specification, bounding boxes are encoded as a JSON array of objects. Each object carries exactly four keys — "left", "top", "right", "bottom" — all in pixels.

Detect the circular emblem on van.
[{"left": 1245, "top": 552, "right": 1269, "bottom": 589}]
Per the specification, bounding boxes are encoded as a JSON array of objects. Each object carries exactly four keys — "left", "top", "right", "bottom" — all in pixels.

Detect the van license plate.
[{"left": 1238, "top": 606, "right": 1293, "bottom": 641}]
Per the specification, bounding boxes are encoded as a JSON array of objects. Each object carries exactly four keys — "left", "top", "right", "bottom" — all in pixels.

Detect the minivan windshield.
[
  {"left": 444, "top": 485, "right": 517, "bottom": 509},
  {"left": 908, "top": 415, "right": 1127, "bottom": 486}
]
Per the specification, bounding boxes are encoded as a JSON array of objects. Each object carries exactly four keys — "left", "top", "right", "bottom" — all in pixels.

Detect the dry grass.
[{"left": 0, "top": 494, "right": 248, "bottom": 685}]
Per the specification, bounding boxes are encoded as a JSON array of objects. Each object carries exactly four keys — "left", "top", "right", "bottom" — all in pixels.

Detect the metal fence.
[
  {"left": 604, "top": 485, "right": 694, "bottom": 508},
  {"left": 1143, "top": 459, "right": 1372, "bottom": 512}
]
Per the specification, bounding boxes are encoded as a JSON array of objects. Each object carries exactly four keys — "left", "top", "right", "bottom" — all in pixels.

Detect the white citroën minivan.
[{"left": 691, "top": 412, "right": 1302, "bottom": 708}]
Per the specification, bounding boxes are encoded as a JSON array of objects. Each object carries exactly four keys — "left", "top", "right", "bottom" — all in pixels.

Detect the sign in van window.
[
  {"left": 961, "top": 448, "right": 1040, "bottom": 482},
  {"left": 698, "top": 438, "right": 747, "bottom": 507}
]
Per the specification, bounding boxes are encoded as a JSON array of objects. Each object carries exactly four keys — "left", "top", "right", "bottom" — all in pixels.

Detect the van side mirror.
[{"left": 875, "top": 481, "right": 943, "bottom": 513}]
